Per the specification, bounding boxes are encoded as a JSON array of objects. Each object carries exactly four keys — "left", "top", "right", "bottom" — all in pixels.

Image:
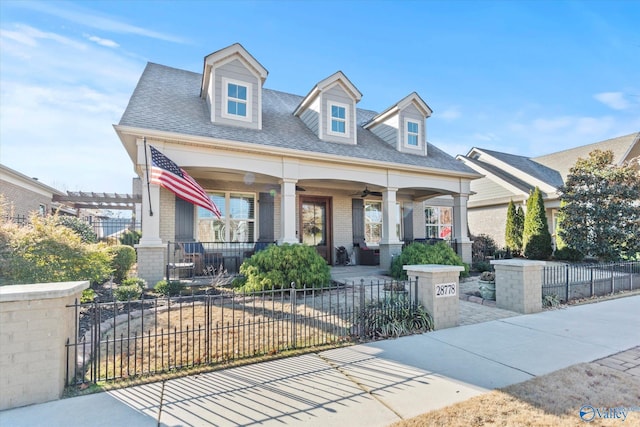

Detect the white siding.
[
  {"left": 213, "top": 59, "right": 260, "bottom": 129},
  {"left": 321, "top": 84, "right": 356, "bottom": 145},
  {"left": 399, "top": 104, "right": 426, "bottom": 156},
  {"left": 469, "top": 177, "right": 519, "bottom": 203}
]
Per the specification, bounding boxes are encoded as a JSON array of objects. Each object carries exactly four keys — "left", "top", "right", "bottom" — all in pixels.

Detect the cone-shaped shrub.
[{"left": 523, "top": 187, "right": 552, "bottom": 260}]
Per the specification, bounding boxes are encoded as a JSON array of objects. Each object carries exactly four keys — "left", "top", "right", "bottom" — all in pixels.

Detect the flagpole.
[{"left": 143, "top": 137, "right": 153, "bottom": 216}]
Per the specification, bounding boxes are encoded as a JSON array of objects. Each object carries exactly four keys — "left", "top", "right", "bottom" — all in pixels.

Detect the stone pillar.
[
  {"left": 0, "top": 281, "right": 89, "bottom": 410},
  {"left": 404, "top": 264, "right": 464, "bottom": 330},
  {"left": 491, "top": 259, "right": 545, "bottom": 314},
  {"left": 279, "top": 179, "right": 298, "bottom": 244},
  {"left": 379, "top": 243, "right": 403, "bottom": 272},
  {"left": 137, "top": 245, "right": 166, "bottom": 287}
]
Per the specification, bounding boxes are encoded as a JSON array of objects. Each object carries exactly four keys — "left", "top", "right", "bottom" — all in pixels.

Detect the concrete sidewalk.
[{"left": 2, "top": 295, "right": 638, "bottom": 427}]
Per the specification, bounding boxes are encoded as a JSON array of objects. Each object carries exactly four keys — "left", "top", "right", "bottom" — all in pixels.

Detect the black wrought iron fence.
[
  {"left": 65, "top": 278, "right": 420, "bottom": 386},
  {"left": 542, "top": 261, "right": 639, "bottom": 302}
]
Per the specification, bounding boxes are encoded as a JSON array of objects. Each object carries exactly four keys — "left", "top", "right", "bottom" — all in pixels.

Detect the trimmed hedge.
[
  {"left": 107, "top": 245, "right": 136, "bottom": 282},
  {"left": 390, "top": 242, "right": 468, "bottom": 280}
]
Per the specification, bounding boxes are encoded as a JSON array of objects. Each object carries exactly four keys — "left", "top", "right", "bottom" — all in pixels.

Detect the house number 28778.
[{"left": 435, "top": 283, "right": 456, "bottom": 298}]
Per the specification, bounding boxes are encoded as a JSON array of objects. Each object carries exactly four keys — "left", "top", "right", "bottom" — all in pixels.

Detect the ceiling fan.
[{"left": 351, "top": 186, "right": 383, "bottom": 198}]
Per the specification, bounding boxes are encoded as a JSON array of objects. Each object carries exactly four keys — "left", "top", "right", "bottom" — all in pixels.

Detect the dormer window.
[
  {"left": 404, "top": 120, "right": 421, "bottom": 148},
  {"left": 406, "top": 121, "right": 419, "bottom": 147},
  {"left": 221, "top": 77, "right": 252, "bottom": 122},
  {"left": 328, "top": 101, "right": 350, "bottom": 137}
]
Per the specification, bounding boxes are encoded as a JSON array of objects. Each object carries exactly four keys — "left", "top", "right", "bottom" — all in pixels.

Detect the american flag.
[{"left": 149, "top": 145, "right": 221, "bottom": 218}]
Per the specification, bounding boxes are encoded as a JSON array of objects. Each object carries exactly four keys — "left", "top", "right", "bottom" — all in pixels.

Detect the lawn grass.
[{"left": 390, "top": 362, "right": 640, "bottom": 426}]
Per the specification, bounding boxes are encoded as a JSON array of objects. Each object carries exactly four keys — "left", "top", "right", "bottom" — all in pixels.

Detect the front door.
[{"left": 300, "top": 196, "right": 332, "bottom": 264}]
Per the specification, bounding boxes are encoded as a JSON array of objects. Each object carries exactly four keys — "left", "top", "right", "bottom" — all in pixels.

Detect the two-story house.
[{"left": 115, "top": 43, "right": 480, "bottom": 284}]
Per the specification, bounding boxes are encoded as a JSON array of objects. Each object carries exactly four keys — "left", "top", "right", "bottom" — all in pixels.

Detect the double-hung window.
[
  {"left": 406, "top": 120, "right": 420, "bottom": 147},
  {"left": 198, "top": 192, "right": 255, "bottom": 242},
  {"left": 364, "top": 201, "right": 382, "bottom": 244},
  {"left": 222, "top": 78, "right": 251, "bottom": 121},
  {"left": 328, "top": 102, "right": 349, "bottom": 136}
]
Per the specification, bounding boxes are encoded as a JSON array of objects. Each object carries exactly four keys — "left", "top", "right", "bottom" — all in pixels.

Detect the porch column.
[
  {"left": 135, "top": 162, "right": 165, "bottom": 286},
  {"left": 279, "top": 179, "right": 298, "bottom": 244},
  {"left": 380, "top": 188, "right": 403, "bottom": 270},
  {"left": 453, "top": 193, "right": 472, "bottom": 265}
]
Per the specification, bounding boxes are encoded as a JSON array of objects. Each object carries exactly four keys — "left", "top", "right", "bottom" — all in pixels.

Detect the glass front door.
[{"left": 300, "top": 197, "right": 332, "bottom": 264}]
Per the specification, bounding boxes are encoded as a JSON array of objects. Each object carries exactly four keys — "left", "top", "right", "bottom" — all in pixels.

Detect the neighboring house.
[
  {"left": 115, "top": 43, "right": 481, "bottom": 284},
  {"left": 456, "top": 132, "right": 640, "bottom": 249},
  {"left": 0, "top": 163, "right": 68, "bottom": 219}
]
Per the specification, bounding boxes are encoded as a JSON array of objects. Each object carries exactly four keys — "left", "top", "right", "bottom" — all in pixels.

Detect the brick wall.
[
  {"left": 468, "top": 204, "right": 508, "bottom": 247},
  {"left": 492, "top": 259, "right": 544, "bottom": 314},
  {"left": 0, "top": 180, "right": 51, "bottom": 218},
  {"left": 0, "top": 281, "right": 88, "bottom": 410}
]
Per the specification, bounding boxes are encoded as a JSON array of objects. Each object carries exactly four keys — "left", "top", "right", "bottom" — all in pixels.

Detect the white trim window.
[
  {"left": 327, "top": 102, "right": 349, "bottom": 136},
  {"left": 364, "top": 200, "right": 382, "bottom": 244},
  {"left": 198, "top": 192, "right": 255, "bottom": 242},
  {"left": 425, "top": 206, "right": 452, "bottom": 240},
  {"left": 222, "top": 78, "right": 252, "bottom": 122},
  {"left": 405, "top": 119, "right": 420, "bottom": 147}
]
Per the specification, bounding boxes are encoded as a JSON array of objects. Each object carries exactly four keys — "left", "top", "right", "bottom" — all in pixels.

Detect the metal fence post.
[
  {"left": 611, "top": 266, "right": 615, "bottom": 294},
  {"left": 565, "top": 265, "right": 570, "bottom": 302},
  {"left": 414, "top": 276, "right": 419, "bottom": 309},
  {"left": 290, "top": 282, "right": 297, "bottom": 348},
  {"left": 359, "top": 279, "right": 365, "bottom": 339},
  {"left": 590, "top": 267, "right": 595, "bottom": 297}
]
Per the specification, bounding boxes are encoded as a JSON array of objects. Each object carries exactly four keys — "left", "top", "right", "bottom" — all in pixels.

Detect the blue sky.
[{"left": 1, "top": 0, "right": 639, "bottom": 195}]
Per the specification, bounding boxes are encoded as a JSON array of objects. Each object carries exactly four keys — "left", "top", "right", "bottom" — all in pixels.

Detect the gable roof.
[
  {"left": 364, "top": 92, "right": 432, "bottom": 129},
  {"left": 118, "top": 62, "right": 477, "bottom": 177},
  {"left": 533, "top": 132, "right": 640, "bottom": 181},
  {"left": 293, "top": 71, "right": 362, "bottom": 116},
  {"left": 470, "top": 148, "right": 564, "bottom": 189}
]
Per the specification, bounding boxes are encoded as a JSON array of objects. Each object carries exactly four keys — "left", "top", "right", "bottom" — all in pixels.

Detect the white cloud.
[
  {"left": 0, "top": 23, "right": 143, "bottom": 193},
  {"left": 86, "top": 34, "right": 119, "bottom": 48},
  {"left": 439, "top": 106, "right": 461, "bottom": 121},
  {"left": 16, "top": 1, "right": 188, "bottom": 44},
  {"left": 594, "top": 92, "right": 630, "bottom": 110}
]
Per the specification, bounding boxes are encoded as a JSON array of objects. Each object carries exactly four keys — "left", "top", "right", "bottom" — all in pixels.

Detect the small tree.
[
  {"left": 522, "top": 187, "right": 553, "bottom": 260},
  {"left": 559, "top": 150, "right": 640, "bottom": 261},
  {"left": 505, "top": 200, "right": 523, "bottom": 256}
]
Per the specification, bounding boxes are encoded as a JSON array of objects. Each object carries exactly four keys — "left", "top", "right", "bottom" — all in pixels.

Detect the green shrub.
[
  {"left": 473, "top": 260, "right": 492, "bottom": 272},
  {"left": 1, "top": 214, "right": 113, "bottom": 285},
  {"left": 542, "top": 294, "right": 560, "bottom": 308},
  {"left": 121, "top": 277, "right": 146, "bottom": 290},
  {"left": 471, "top": 234, "right": 497, "bottom": 262},
  {"left": 119, "top": 230, "right": 141, "bottom": 247},
  {"left": 390, "top": 242, "right": 468, "bottom": 280},
  {"left": 81, "top": 288, "right": 96, "bottom": 303},
  {"left": 236, "top": 243, "right": 330, "bottom": 292},
  {"left": 114, "top": 284, "right": 142, "bottom": 301},
  {"left": 359, "top": 300, "right": 433, "bottom": 339},
  {"left": 55, "top": 216, "right": 98, "bottom": 243},
  {"left": 154, "top": 280, "right": 185, "bottom": 297},
  {"left": 523, "top": 187, "right": 553, "bottom": 260},
  {"left": 107, "top": 245, "right": 136, "bottom": 282},
  {"left": 554, "top": 247, "right": 584, "bottom": 262}
]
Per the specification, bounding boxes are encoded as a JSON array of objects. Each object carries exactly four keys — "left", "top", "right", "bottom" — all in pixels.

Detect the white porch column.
[
  {"left": 453, "top": 193, "right": 472, "bottom": 264},
  {"left": 381, "top": 188, "right": 401, "bottom": 245},
  {"left": 138, "top": 169, "right": 162, "bottom": 246},
  {"left": 135, "top": 142, "right": 165, "bottom": 286},
  {"left": 279, "top": 179, "right": 298, "bottom": 244},
  {"left": 380, "top": 188, "right": 403, "bottom": 270}
]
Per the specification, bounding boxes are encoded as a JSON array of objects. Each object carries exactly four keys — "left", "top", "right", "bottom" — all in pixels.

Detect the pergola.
[{"left": 53, "top": 192, "right": 141, "bottom": 211}]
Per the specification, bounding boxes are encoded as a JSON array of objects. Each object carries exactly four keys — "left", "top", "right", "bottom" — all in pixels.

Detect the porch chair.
[{"left": 181, "top": 242, "right": 221, "bottom": 276}]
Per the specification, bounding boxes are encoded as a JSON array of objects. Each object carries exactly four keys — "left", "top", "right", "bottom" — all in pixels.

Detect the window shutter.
[
  {"left": 258, "top": 192, "right": 274, "bottom": 242},
  {"left": 403, "top": 202, "right": 414, "bottom": 242},
  {"left": 352, "top": 198, "right": 364, "bottom": 244},
  {"left": 175, "top": 197, "right": 194, "bottom": 241}
]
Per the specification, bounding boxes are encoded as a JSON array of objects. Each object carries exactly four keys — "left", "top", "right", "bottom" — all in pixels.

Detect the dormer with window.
[
  {"left": 200, "top": 43, "right": 268, "bottom": 130},
  {"left": 294, "top": 71, "right": 362, "bottom": 145},
  {"left": 364, "top": 92, "right": 432, "bottom": 156}
]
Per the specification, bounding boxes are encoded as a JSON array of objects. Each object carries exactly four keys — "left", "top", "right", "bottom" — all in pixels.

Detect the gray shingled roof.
[
  {"left": 119, "top": 63, "right": 476, "bottom": 175},
  {"left": 533, "top": 132, "right": 640, "bottom": 181},
  {"left": 475, "top": 148, "right": 564, "bottom": 188},
  {"left": 462, "top": 156, "right": 534, "bottom": 194}
]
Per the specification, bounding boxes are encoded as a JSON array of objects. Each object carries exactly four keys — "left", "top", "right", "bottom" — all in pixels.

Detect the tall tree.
[
  {"left": 523, "top": 187, "right": 553, "bottom": 259},
  {"left": 505, "top": 200, "right": 523, "bottom": 255},
  {"left": 559, "top": 150, "right": 640, "bottom": 261}
]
